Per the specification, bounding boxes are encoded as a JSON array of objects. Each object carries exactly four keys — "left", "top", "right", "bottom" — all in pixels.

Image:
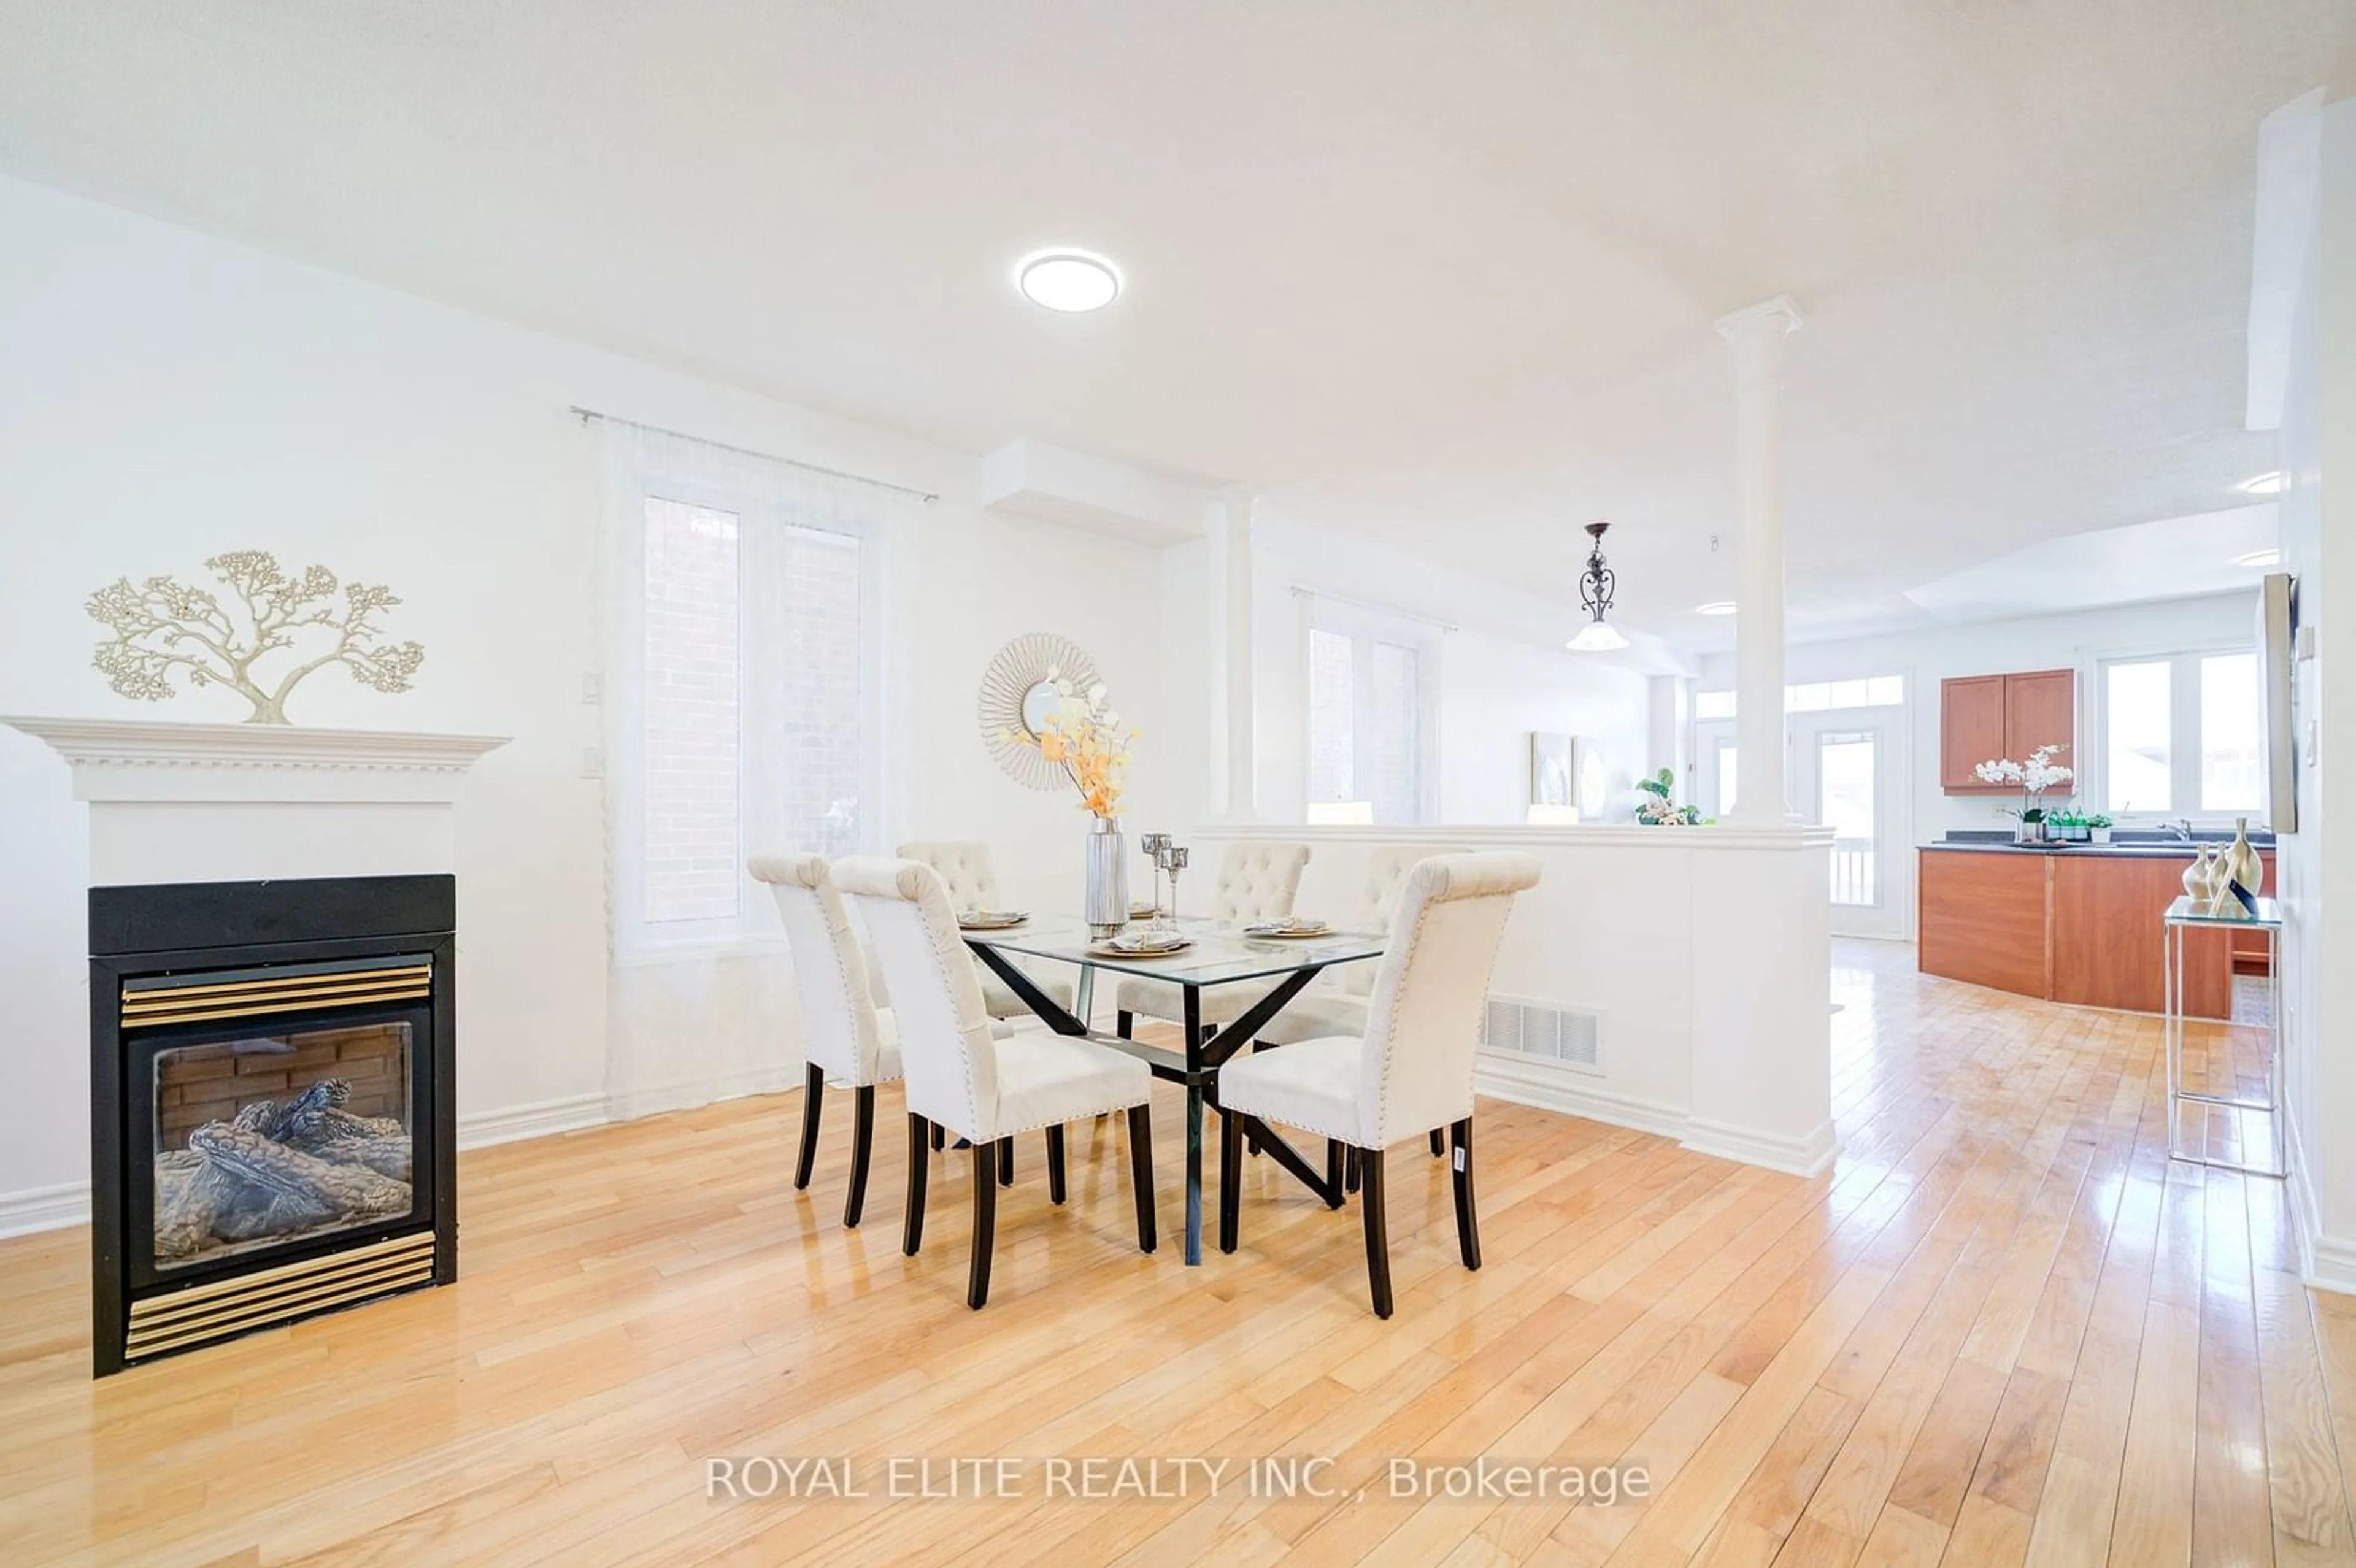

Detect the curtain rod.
[
  {"left": 569, "top": 405, "right": 939, "bottom": 503},
  {"left": 1289, "top": 585, "right": 1458, "bottom": 634}
]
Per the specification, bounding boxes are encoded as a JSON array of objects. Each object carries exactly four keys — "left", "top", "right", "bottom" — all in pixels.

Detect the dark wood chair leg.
[
  {"left": 793, "top": 1063, "right": 823, "bottom": 1191},
  {"left": 1046, "top": 1124, "right": 1068, "bottom": 1205},
  {"left": 1218, "top": 1100, "right": 1242, "bottom": 1253},
  {"left": 903, "top": 1114, "right": 930, "bottom": 1256},
  {"left": 1325, "top": 1139, "right": 1345, "bottom": 1209},
  {"left": 1360, "top": 1148, "right": 1393, "bottom": 1318},
  {"left": 1126, "top": 1104, "right": 1157, "bottom": 1253},
  {"left": 1344, "top": 1145, "right": 1361, "bottom": 1194},
  {"left": 843, "top": 1085, "right": 876, "bottom": 1228},
  {"left": 1430, "top": 1128, "right": 1446, "bottom": 1158},
  {"left": 998, "top": 1136, "right": 1015, "bottom": 1186},
  {"left": 1117, "top": 1010, "right": 1134, "bottom": 1039},
  {"left": 1450, "top": 1118, "right": 1480, "bottom": 1270},
  {"left": 931, "top": 1121, "right": 944, "bottom": 1151},
  {"left": 968, "top": 1140, "right": 999, "bottom": 1309}
]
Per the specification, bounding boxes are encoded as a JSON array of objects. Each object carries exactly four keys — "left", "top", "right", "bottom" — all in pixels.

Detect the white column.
[
  {"left": 1212, "top": 492, "right": 1260, "bottom": 821},
  {"left": 1715, "top": 296, "right": 1805, "bottom": 823}
]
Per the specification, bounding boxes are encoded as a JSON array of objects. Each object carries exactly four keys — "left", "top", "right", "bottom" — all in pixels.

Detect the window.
[
  {"left": 604, "top": 429, "right": 884, "bottom": 955},
  {"left": 2200, "top": 653, "right": 2262, "bottom": 810},
  {"left": 2098, "top": 650, "right": 2263, "bottom": 817},
  {"left": 1695, "top": 675, "right": 1901, "bottom": 718},
  {"left": 1304, "top": 599, "right": 1439, "bottom": 824},
  {"left": 2103, "top": 660, "right": 2171, "bottom": 813}
]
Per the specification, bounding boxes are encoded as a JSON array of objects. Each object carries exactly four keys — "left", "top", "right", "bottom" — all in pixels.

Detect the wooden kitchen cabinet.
[
  {"left": 1920, "top": 846, "right": 2270, "bottom": 1019},
  {"left": 1939, "top": 667, "right": 2076, "bottom": 793},
  {"left": 2004, "top": 669, "right": 2076, "bottom": 760}
]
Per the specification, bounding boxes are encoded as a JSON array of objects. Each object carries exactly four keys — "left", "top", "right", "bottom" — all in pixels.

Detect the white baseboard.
[
  {"left": 1476, "top": 1051, "right": 1839, "bottom": 1179},
  {"left": 1476, "top": 1050, "right": 1687, "bottom": 1142},
  {"left": 2285, "top": 1114, "right": 2356, "bottom": 1296},
  {"left": 0, "top": 1180, "right": 90, "bottom": 1238},
  {"left": 456, "top": 1092, "right": 610, "bottom": 1151},
  {"left": 1682, "top": 1115, "right": 1840, "bottom": 1180}
]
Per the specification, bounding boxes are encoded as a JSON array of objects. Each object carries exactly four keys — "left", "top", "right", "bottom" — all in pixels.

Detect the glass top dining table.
[
  {"left": 960, "top": 915, "right": 1385, "bottom": 1266},
  {"left": 962, "top": 915, "right": 1387, "bottom": 987}
]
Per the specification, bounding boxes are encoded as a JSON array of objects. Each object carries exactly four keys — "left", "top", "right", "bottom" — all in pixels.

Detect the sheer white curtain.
[{"left": 593, "top": 417, "right": 895, "bottom": 1118}]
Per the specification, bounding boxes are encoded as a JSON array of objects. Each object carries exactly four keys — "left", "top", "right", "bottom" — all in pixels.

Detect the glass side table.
[{"left": 2163, "top": 895, "right": 2285, "bottom": 1178}]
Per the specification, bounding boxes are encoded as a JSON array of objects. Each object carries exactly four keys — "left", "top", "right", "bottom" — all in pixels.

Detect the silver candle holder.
[
  {"left": 1139, "top": 832, "right": 1172, "bottom": 927},
  {"left": 1158, "top": 844, "right": 1190, "bottom": 932}
]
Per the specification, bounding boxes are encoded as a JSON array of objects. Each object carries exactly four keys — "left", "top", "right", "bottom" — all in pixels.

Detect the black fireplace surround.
[{"left": 90, "top": 875, "right": 457, "bottom": 1375}]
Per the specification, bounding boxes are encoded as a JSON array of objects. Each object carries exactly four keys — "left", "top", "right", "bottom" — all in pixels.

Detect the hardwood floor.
[{"left": 4, "top": 940, "right": 2354, "bottom": 1565}]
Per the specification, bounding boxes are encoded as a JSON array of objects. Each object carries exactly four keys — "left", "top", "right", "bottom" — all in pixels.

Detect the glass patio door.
[{"left": 1793, "top": 716, "right": 1908, "bottom": 938}]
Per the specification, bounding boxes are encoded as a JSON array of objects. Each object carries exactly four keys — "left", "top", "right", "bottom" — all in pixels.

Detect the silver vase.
[{"left": 1085, "top": 816, "right": 1129, "bottom": 938}]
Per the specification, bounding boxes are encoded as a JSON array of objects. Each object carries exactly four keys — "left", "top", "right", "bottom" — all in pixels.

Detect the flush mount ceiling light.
[
  {"left": 1567, "top": 521, "right": 1630, "bottom": 652},
  {"left": 2234, "top": 548, "right": 2282, "bottom": 568},
  {"left": 1695, "top": 601, "right": 1737, "bottom": 617},
  {"left": 1017, "top": 250, "right": 1121, "bottom": 312},
  {"left": 2240, "top": 471, "right": 2284, "bottom": 496}
]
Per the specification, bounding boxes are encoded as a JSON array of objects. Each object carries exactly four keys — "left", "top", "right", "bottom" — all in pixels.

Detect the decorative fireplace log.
[
  {"left": 188, "top": 1123, "right": 410, "bottom": 1216},
  {"left": 152, "top": 1076, "right": 415, "bottom": 1263}
]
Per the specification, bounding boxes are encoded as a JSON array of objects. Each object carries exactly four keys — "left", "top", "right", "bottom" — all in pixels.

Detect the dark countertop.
[{"left": 1920, "top": 834, "right": 2276, "bottom": 857}]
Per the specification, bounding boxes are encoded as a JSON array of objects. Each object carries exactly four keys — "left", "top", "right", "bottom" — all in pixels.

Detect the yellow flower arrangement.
[{"left": 1007, "top": 667, "right": 1137, "bottom": 820}]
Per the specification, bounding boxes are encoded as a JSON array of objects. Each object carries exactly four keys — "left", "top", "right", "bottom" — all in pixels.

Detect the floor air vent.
[{"left": 1483, "top": 996, "right": 1603, "bottom": 1072}]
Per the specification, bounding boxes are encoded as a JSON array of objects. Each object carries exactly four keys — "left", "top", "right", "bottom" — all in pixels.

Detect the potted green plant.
[
  {"left": 2088, "top": 813, "right": 2113, "bottom": 845},
  {"left": 1634, "top": 766, "right": 1703, "bottom": 826}
]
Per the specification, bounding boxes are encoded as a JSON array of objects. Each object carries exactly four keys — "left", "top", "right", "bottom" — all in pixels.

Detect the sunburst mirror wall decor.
[{"left": 979, "top": 632, "right": 1103, "bottom": 790}]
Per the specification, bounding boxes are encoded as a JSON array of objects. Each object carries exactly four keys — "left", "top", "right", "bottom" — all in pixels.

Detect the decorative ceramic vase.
[
  {"left": 1085, "top": 815, "right": 1130, "bottom": 938},
  {"left": 2221, "top": 817, "right": 2263, "bottom": 915},
  {"left": 2182, "top": 846, "right": 2218, "bottom": 908}
]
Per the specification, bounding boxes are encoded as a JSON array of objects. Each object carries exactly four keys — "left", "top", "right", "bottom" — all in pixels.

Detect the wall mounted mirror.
[{"left": 979, "top": 632, "right": 1103, "bottom": 790}]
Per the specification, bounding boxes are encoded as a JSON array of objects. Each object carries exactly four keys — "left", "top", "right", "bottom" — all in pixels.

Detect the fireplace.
[{"left": 90, "top": 874, "right": 457, "bottom": 1374}]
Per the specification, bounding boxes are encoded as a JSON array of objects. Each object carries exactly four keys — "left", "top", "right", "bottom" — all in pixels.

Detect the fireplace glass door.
[{"left": 144, "top": 1017, "right": 423, "bottom": 1274}]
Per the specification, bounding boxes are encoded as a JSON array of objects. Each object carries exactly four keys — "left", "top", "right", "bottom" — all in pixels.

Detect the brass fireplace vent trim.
[
  {"left": 120, "top": 964, "right": 433, "bottom": 1029},
  {"left": 126, "top": 1231, "right": 436, "bottom": 1360}
]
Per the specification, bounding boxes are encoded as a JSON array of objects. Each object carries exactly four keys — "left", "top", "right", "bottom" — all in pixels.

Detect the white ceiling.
[{"left": 1, "top": 2, "right": 2347, "bottom": 647}]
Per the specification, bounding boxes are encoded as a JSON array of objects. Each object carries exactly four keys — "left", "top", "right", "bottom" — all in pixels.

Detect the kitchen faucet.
[{"left": 2160, "top": 818, "right": 2193, "bottom": 841}]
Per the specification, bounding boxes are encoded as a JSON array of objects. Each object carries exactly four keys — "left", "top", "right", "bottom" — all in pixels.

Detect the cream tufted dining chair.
[
  {"left": 755, "top": 853, "right": 1018, "bottom": 1228},
  {"left": 896, "top": 841, "right": 1079, "bottom": 1023},
  {"left": 1214, "top": 851, "right": 1541, "bottom": 1318},
  {"left": 1257, "top": 844, "right": 1469, "bottom": 1162},
  {"left": 750, "top": 853, "right": 899, "bottom": 1229},
  {"left": 1114, "top": 840, "right": 1312, "bottom": 1039},
  {"left": 837, "top": 856, "right": 1158, "bottom": 1309}
]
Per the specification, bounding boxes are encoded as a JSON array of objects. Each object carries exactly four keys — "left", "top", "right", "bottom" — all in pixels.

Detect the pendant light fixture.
[{"left": 1566, "top": 521, "right": 1629, "bottom": 651}]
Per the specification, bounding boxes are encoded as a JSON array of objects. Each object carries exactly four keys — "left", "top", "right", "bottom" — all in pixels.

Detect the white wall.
[
  {"left": 1696, "top": 591, "right": 2265, "bottom": 851},
  {"left": 1199, "top": 823, "right": 1836, "bottom": 1177},
  {"left": 1248, "top": 525, "right": 1657, "bottom": 825},
  {"left": 2276, "top": 96, "right": 2356, "bottom": 1296},
  {"left": 0, "top": 173, "right": 1188, "bottom": 1223}
]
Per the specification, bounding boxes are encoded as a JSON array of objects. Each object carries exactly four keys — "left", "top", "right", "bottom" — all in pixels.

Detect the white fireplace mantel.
[{"left": 2, "top": 717, "right": 511, "bottom": 885}]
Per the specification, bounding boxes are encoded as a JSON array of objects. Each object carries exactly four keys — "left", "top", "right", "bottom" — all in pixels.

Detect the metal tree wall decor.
[{"left": 85, "top": 551, "right": 426, "bottom": 725}]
